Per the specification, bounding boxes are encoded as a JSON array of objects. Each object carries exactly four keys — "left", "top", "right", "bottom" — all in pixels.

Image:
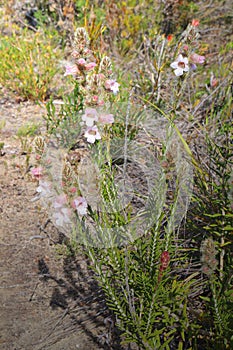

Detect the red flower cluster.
[
  {"left": 157, "top": 251, "right": 170, "bottom": 286},
  {"left": 191, "top": 19, "right": 199, "bottom": 27},
  {"left": 160, "top": 251, "right": 170, "bottom": 271}
]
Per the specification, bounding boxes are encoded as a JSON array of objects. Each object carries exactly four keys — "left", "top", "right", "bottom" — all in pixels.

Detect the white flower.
[
  {"left": 36, "top": 181, "right": 51, "bottom": 197},
  {"left": 170, "top": 54, "right": 189, "bottom": 76},
  {"left": 73, "top": 196, "right": 88, "bottom": 215},
  {"left": 82, "top": 108, "right": 98, "bottom": 127},
  {"left": 84, "top": 125, "right": 101, "bottom": 143},
  {"left": 105, "top": 79, "right": 120, "bottom": 94}
]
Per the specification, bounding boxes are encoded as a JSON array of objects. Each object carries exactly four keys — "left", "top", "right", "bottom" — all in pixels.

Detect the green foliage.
[
  {"left": 187, "top": 78, "right": 233, "bottom": 348},
  {"left": 74, "top": 0, "right": 105, "bottom": 24},
  {"left": 16, "top": 122, "right": 40, "bottom": 137},
  {"left": 16, "top": 122, "right": 40, "bottom": 157},
  {"left": 86, "top": 235, "right": 194, "bottom": 349},
  {"left": 102, "top": 0, "right": 161, "bottom": 54},
  {"left": 0, "top": 28, "right": 63, "bottom": 101},
  {"left": 32, "top": 0, "right": 74, "bottom": 30},
  {"left": 44, "top": 82, "right": 84, "bottom": 148},
  {"left": 77, "top": 115, "right": 197, "bottom": 348}
]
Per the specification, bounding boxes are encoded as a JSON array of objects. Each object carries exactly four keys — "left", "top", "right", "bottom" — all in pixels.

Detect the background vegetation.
[{"left": 0, "top": 0, "right": 232, "bottom": 349}]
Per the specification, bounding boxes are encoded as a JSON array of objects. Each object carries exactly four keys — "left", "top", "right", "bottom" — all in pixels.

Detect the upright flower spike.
[
  {"left": 73, "top": 27, "right": 90, "bottom": 49},
  {"left": 99, "top": 56, "right": 112, "bottom": 75},
  {"left": 170, "top": 54, "right": 189, "bottom": 76}
]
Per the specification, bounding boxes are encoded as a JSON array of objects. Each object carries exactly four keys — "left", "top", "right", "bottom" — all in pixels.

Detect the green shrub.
[{"left": 0, "top": 28, "right": 63, "bottom": 101}]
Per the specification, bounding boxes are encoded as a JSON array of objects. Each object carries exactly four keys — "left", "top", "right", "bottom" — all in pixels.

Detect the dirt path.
[{"left": 0, "top": 92, "right": 116, "bottom": 350}]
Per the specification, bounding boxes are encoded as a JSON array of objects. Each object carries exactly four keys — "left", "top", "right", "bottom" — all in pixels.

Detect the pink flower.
[
  {"left": 92, "top": 95, "right": 99, "bottom": 103},
  {"left": 53, "top": 194, "right": 71, "bottom": 227},
  {"left": 98, "top": 100, "right": 105, "bottom": 106},
  {"left": 170, "top": 54, "right": 189, "bottom": 76},
  {"left": 90, "top": 95, "right": 105, "bottom": 106},
  {"left": 98, "top": 113, "right": 114, "bottom": 124},
  {"left": 105, "top": 79, "right": 120, "bottom": 94},
  {"left": 84, "top": 125, "right": 101, "bottom": 143},
  {"left": 31, "top": 167, "right": 43, "bottom": 179},
  {"left": 77, "top": 58, "right": 86, "bottom": 66},
  {"left": 190, "top": 53, "right": 205, "bottom": 64},
  {"left": 64, "top": 64, "right": 79, "bottom": 77},
  {"left": 84, "top": 62, "right": 97, "bottom": 71},
  {"left": 82, "top": 107, "right": 98, "bottom": 127},
  {"left": 69, "top": 187, "right": 77, "bottom": 193},
  {"left": 191, "top": 19, "right": 199, "bottom": 27},
  {"left": 72, "top": 196, "right": 88, "bottom": 215}
]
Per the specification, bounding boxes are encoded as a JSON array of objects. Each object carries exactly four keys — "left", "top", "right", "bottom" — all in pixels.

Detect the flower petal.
[
  {"left": 170, "top": 62, "right": 178, "bottom": 69},
  {"left": 174, "top": 68, "right": 184, "bottom": 76}
]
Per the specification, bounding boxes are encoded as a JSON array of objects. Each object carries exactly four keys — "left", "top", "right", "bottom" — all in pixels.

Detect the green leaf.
[
  {"left": 178, "top": 340, "right": 184, "bottom": 350},
  {"left": 205, "top": 213, "right": 223, "bottom": 218},
  {"left": 222, "top": 226, "right": 233, "bottom": 231},
  {"left": 200, "top": 296, "right": 211, "bottom": 302}
]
